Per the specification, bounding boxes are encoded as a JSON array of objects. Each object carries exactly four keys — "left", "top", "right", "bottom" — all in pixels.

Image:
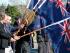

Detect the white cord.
[
  {"left": 26, "top": 0, "right": 32, "bottom": 8},
  {"left": 33, "top": 0, "right": 41, "bottom": 9},
  {"left": 38, "top": 0, "right": 46, "bottom": 9}
]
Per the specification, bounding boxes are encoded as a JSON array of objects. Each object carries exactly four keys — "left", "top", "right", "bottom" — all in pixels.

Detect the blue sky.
[{"left": 0, "top": 0, "right": 28, "bottom": 6}]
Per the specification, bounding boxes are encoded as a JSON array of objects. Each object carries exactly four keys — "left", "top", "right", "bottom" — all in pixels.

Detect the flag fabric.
[
  {"left": 66, "top": 0, "right": 70, "bottom": 13},
  {"left": 46, "top": 0, "right": 70, "bottom": 53},
  {"left": 58, "top": 19, "right": 70, "bottom": 53},
  {"left": 63, "top": 20, "right": 70, "bottom": 41},
  {"left": 29, "top": 0, "right": 70, "bottom": 53},
  {"left": 56, "top": 0, "right": 65, "bottom": 15}
]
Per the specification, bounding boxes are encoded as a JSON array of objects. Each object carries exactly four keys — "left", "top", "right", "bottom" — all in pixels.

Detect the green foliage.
[{"left": 5, "top": 5, "right": 21, "bottom": 24}]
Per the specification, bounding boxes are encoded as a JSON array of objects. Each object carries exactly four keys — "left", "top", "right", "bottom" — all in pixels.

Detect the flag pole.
[{"left": 20, "top": 17, "right": 70, "bottom": 38}]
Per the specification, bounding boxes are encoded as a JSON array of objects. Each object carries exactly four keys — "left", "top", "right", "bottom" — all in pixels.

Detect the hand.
[
  {"left": 10, "top": 38, "right": 16, "bottom": 42},
  {"left": 14, "top": 36, "right": 20, "bottom": 40},
  {"left": 20, "top": 24, "right": 24, "bottom": 28}
]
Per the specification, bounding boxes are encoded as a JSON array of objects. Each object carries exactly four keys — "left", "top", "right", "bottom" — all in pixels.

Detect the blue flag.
[{"left": 29, "top": 0, "right": 70, "bottom": 53}]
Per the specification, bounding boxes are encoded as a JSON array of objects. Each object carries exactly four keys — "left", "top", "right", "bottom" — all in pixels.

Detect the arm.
[{"left": 0, "top": 23, "right": 12, "bottom": 39}]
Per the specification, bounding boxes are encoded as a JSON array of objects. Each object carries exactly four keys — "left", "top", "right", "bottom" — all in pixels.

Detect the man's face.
[{"left": 4, "top": 14, "right": 11, "bottom": 24}]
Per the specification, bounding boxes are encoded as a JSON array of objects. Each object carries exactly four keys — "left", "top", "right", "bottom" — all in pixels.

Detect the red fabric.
[
  {"left": 56, "top": 0, "right": 66, "bottom": 15},
  {"left": 57, "top": 0, "right": 64, "bottom": 7},
  {"left": 64, "top": 20, "right": 70, "bottom": 41}
]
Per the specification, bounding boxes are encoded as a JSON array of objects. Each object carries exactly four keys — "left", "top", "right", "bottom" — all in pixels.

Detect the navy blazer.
[{"left": 0, "top": 22, "right": 12, "bottom": 48}]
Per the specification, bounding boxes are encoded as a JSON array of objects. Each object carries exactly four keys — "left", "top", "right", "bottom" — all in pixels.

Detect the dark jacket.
[{"left": 0, "top": 22, "right": 12, "bottom": 49}]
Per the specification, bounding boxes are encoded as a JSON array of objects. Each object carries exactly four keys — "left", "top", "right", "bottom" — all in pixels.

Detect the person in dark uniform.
[
  {"left": 14, "top": 8, "right": 35, "bottom": 53},
  {"left": 0, "top": 12, "right": 20, "bottom": 53},
  {"left": 13, "top": 17, "right": 31, "bottom": 53}
]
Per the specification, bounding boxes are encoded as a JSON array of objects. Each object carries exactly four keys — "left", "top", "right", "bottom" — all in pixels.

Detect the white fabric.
[
  {"left": 5, "top": 46, "right": 13, "bottom": 53},
  {"left": 31, "top": 32, "right": 38, "bottom": 49}
]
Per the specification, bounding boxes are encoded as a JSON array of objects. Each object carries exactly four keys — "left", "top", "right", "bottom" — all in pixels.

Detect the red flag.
[
  {"left": 63, "top": 20, "right": 70, "bottom": 42},
  {"left": 56, "top": 0, "right": 67, "bottom": 15},
  {"left": 59, "top": 19, "right": 70, "bottom": 42}
]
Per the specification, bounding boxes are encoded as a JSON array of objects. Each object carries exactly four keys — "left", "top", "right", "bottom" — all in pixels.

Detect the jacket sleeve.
[{"left": 0, "top": 23, "right": 12, "bottom": 39}]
